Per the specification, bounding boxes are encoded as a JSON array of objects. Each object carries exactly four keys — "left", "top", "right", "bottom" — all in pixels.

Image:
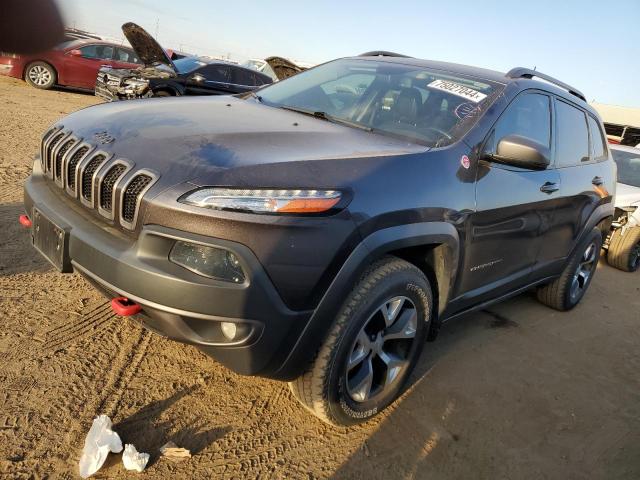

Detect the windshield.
[
  {"left": 612, "top": 148, "right": 640, "bottom": 188},
  {"left": 254, "top": 58, "right": 502, "bottom": 146},
  {"left": 173, "top": 57, "right": 208, "bottom": 74}
]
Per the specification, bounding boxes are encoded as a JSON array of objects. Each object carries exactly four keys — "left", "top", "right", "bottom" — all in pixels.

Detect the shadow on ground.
[{"left": 0, "top": 202, "right": 51, "bottom": 276}]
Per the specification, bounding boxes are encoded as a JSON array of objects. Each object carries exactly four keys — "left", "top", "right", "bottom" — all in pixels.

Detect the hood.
[
  {"left": 615, "top": 182, "right": 640, "bottom": 208},
  {"left": 56, "top": 96, "right": 426, "bottom": 190},
  {"left": 122, "top": 22, "right": 176, "bottom": 71},
  {"left": 265, "top": 56, "right": 306, "bottom": 80}
]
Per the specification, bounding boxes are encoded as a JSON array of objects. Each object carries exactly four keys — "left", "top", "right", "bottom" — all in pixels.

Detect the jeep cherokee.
[{"left": 22, "top": 53, "right": 616, "bottom": 426}]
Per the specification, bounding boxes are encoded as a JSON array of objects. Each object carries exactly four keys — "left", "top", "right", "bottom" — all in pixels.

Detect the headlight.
[
  {"left": 179, "top": 188, "right": 342, "bottom": 214},
  {"left": 124, "top": 78, "right": 148, "bottom": 92},
  {"left": 169, "top": 241, "right": 245, "bottom": 283}
]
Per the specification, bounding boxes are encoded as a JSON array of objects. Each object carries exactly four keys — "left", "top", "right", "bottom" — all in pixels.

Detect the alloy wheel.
[
  {"left": 28, "top": 66, "right": 51, "bottom": 86},
  {"left": 346, "top": 296, "right": 417, "bottom": 403},
  {"left": 569, "top": 242, "right": 597, "bottom": 301}
]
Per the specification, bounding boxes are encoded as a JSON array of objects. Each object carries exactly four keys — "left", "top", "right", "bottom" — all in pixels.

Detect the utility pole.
[{"left": 155, "top": 18, "right": 159, "bottom": 39}]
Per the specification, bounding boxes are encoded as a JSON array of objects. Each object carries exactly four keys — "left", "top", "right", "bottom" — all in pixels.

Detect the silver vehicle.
[{"left": 605, "top": 144, "right": 640, "bottom": 271}]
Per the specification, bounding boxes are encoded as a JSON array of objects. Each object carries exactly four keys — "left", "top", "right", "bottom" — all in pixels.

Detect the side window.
[
  {"left": 232, "top": 68, "right": 255, "bottom": 85},
  {"left": 115, "top": 48, "right": 141, "bottom": 64},
  {"left": 555, "top": 100, "right": 590, "bottom": 167},
  {"left": 198, "top": 65, "right": 231, "bottom": 83},
  {"left": 489, "top": 93, "right": 551, "bottom": 153},
  {"left": 588, "top": 115, "right": 607, "bottom": 160},
  {"left": 79, "top": 44, "right": 114, "bottom": 60}
]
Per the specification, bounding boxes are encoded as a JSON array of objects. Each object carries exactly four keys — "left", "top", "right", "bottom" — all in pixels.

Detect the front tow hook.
[{"left": 111, "top": 297, "right": 142, "bottom": 316}]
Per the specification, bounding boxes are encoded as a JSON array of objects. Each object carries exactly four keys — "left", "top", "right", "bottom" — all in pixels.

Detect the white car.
[{"left": 605, "top": 144, "right": 640, "bottom": 271}]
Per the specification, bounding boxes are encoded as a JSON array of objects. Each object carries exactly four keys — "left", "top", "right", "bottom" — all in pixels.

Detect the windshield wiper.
[{"left": 277, "top": 105, "right": 373, "bottom": 132}]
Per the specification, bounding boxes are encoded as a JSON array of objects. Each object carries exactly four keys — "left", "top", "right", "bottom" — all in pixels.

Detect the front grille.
[
  {"left": 122, "top": 174, "right": 152, "bottom": 223},
  {"left": 99, "top": 164, "right": 127, "bottom": 211},
  {"left": 66, "top": 146, "right": 89, "bottom": 191},
  {"left": 46, "top": 133, "right": 65, "bottom": 171},
  {"left": 55, "top": 139, "right": 76, "bottom": 180},
  {"left": 81, "top": 154, "right": 106, "bottom": 201},
  {"left": 40, "top": 128, "right": 158, "bottom": 228}
]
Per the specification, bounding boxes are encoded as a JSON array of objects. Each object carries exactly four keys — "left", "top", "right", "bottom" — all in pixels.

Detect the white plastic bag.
[
  {"left": 122, "top": 444, "right": 150, "bottom": 472},
  {"left": 78, "top": 415, "right": 123, "bottom": 478}
]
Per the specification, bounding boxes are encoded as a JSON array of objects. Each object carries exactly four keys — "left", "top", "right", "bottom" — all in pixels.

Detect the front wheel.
[
  {"left": 537, "top": 228, "right": 602, "bottom": 311},
  {"left": 289, "top": 257, "right": 433, "bottom": 426},
  {"left": 24, "top": 61, "right": 56, "bottom": 89},
  {"left": 607, "top": 227, "right": 640, "bottom": 272}
]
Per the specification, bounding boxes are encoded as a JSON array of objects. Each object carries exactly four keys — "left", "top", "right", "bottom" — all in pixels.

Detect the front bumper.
[{"left": 24, "top": 168, "right": 312, "bottom": 378}]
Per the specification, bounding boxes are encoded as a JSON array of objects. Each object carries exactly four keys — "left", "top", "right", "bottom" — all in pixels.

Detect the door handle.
[
  {"left": 592, "top": 176, "right": 604, "bottom": 186},
  {"left": 540, "top": 181, "right": 559, "bottom": 194}
]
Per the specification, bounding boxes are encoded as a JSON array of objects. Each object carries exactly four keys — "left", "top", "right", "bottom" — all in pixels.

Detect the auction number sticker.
[{"left": 427, "top": 79, "right": 487, "bottom": 103}]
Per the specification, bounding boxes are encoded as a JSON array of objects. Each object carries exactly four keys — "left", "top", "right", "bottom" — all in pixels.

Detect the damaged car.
[
  {"left": 604, "top": 144, "right": 640, "bottom": 271},
  {"left": 95, "top": 23, "right": 272, "bottom": 100},
  {"left": 242, "top": 56, "right": 307, "bottom": 81}
]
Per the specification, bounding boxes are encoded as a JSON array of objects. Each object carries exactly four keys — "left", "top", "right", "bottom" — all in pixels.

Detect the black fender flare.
[
  {"left": 271, "top": 221, "right": 460, "bottom": 380},
  {"left": 150, "top": 83, "right": 182, "bottom": 96},
  {"left": 568, "top": 203, "right": 614, "bottom": 257}
]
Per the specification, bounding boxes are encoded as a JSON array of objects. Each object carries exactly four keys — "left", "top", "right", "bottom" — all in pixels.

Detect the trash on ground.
[
  {"left": 160, "top": 441, "right": 191, "bottom": 461},
  {"left": 122, "top": 444, "right": 150, "bottom": 472},
  {"left": 78, "top": 415, "right": 123, "bottom": 478}
]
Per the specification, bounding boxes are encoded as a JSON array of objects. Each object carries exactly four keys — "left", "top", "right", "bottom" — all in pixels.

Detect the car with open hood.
[
  {"left": 22, "top": 53, "right": 615, "bottom": 426},
  {"left": 95, "top": 23, "right": 272, "bottom": 100}
]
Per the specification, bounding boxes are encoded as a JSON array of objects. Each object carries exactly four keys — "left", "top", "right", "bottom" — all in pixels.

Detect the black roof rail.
[
  {"left": 358, "top": 51, "right": 412, "bottom": 58},
  {"left": 506, "top": 67, "right": 586, "bottom": 102}
]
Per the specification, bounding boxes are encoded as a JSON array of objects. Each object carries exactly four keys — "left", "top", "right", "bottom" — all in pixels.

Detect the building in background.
[{"left": 591, "top": 102, "right": 640, "bottom": 147}]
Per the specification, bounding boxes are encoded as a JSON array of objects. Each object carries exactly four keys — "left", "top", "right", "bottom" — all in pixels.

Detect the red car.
[{"left": 0, "top": 39, "right": 142, "bottom": 91}]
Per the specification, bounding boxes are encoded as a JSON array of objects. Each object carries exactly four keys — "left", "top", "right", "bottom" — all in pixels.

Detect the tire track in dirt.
[{"left": 44, "top": 302, "right": 114, "bottom": 352}]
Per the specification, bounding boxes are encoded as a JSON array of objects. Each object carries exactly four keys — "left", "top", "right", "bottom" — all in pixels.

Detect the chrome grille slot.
[
  {"left": 121, "top": 174, "right": 153, "bottom": 226},
  {"left": 46, "top": 133, "right": 65, "bottom": 172},
  {"left": 66, "top": 146, "right": 89, "bottom": 192},
  {"left": 81, "top": 154, "right": 106, "bottom": 202},
  {"left": 55, "top": 138, "right": 76, "bottom": 180},
  {"left": 99, "top": 163, "right": 127, "bottom": 211},
  {"left": 41, "top": 128, "right": 57, "bottom": 170}
]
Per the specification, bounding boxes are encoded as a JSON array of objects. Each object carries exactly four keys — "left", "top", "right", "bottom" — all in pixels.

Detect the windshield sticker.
[
  {"left": 428, "top": 80, "right": 487, "bottom": 103},
  {"left": 455, "top": 102, "right": 480, "bottom": 119}
]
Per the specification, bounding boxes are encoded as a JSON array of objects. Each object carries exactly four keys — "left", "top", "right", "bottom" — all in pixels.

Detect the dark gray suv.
[{"left": 22, "top": 53, "right": 615, "bottom": 425}]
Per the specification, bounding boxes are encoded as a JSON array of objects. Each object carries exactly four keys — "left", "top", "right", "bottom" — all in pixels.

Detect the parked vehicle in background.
[
  {"left": 605, "top": 144, "right": 640, "bottom": 271},
  {"left": 242, "top": 56, "right": 307, "bottom": 81},
  {"left": 23, "top": 53, "right": 615, "bottom": 426},
  {"left": 95, "top": 23, "right": 273, "bottom": 100},
  {"left": 0, "top": 39, "right": 141, "bottom": 90}
]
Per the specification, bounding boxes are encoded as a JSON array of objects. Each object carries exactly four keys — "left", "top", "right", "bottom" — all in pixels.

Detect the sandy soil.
[{"left": 0, "top": 75, "right": 639, "bottom": 479}]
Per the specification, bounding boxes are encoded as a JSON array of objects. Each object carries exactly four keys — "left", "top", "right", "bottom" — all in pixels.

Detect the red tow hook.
[
  {"left": 19, "top": 215, "right": 32, "bottom": 228},
  {"left": 111, "top": 297, "right": 142, "bottom": 316}
]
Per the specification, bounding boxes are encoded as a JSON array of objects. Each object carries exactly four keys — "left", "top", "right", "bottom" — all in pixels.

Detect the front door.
[
  {"left": 456, "top": 92, "right": 560, "bottom": 308},
  {"left": 63, "top": 44, "right": 115, "bottom": 89}
]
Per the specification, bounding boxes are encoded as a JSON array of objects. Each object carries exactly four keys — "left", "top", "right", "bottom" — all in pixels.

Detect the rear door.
[
  {"left": 63, "top": 44, "right": 115, "bottom": 89},
  {"left": 459, "top": 92, "right": 560, "bottom": 305},
  {"left": 538, "top": 99, "right": 612, "bottom": 269}
]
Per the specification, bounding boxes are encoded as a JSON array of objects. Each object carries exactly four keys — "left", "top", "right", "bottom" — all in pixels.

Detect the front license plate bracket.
[{"left": 32, "top": 208, "right": 72, "bottom": 272}]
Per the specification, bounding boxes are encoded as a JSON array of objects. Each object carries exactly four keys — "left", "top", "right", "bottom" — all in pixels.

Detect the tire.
[
  {"left": 24, "top": 61, "right": 56, "bottom": 89},
  {"left": 607, "top": 226, "right": 640, "bottom": 272},
  {"left": 289, "top": 256, "right": 433, "bottom": 426},
  {"left": 152, "top": 90, "right": 173, "bottom": 97},
  {"left": 536, "top": 228, "right": 602, "bottom": 311}
]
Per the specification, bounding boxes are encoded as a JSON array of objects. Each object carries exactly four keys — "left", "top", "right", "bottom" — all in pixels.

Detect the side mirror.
[
  {"left": 486, "top": 134, "right": 550, "bottom": 170},
  {"left": 68, "top": 49, "right": 82, "bottom": 57}
]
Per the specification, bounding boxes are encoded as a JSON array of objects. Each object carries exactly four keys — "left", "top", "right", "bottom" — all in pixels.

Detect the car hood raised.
[
  {"left": 57, "top": 96, "right": 427, "bottom": 189},
  {"left": 122, "top": 22, "right": 176, "bottom": 71},
  {"left": 264, "top": 56, "right": 306, "bottom": 80}
]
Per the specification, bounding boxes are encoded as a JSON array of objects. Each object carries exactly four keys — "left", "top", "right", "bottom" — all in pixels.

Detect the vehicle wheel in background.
[
  {"left": 537, "top": 228, "right": 602, "bottom": 311},
  {"left": 152, "top": 90, "right": 173, "bottom": 97},
  {"left": 289, "top": 256, "right": 433, "bottom": 426},
  {"left": 607, "top": 227, "right": 640, "bottom": 272},
  {"left": 24, "top": 61, "right": 56, "bottom": 89}
]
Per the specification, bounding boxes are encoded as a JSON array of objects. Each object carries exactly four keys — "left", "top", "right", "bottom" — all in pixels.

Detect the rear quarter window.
[
  {"left": 587, "top": 115, "right": 607, "bottom": 160},
  {"left": 555, "top": 100, "right": 590, "bottom": 167}
]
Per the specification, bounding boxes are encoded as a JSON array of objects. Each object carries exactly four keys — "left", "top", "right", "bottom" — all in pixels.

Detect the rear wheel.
[
  {"left": 536, "top": 228, "right": 602, "bottom": 311},
  {"left": 289, "top": 257, "right": 433, "bottom": 426},
  {"left": 24, "top": 61, "right": 56, "bottom": 89},
  {"left": 607, "top": 226, "right": 640, "bottom": 272},
  {"left": 152, "top": 90, "right": 174, "bottom": 97}
]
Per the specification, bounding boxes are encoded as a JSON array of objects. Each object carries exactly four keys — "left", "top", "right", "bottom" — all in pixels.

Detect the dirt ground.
[{"left": 0, "top": 74, "right": 639, "bottom": 480}]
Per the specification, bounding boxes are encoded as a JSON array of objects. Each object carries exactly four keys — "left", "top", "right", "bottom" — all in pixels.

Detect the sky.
[{"left": 57, "top": 0, "right": 640, "bottom": 107}]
